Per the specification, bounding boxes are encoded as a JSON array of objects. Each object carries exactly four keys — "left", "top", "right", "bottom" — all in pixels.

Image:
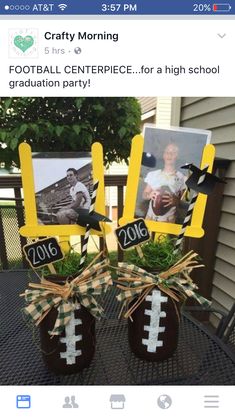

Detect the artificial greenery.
[
  {"left": 53, "top": 251, "right": 84, "bottom": 276},
  {"left": 41, "top": 251, "right": 87, "bottom": 277},
  {"left": 41, "top": 250, "right": 118, "bottom": 277},
  {"left": 125, "top": 236, "right": 182, "bottom": 271}
]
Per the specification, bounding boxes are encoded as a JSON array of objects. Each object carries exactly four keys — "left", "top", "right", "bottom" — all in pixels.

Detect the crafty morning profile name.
[{"left": 44, "top": 31, "right": 119, "bottom": 42}]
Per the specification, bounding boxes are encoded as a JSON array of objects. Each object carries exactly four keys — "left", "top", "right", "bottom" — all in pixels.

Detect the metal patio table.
[{"left": 1, "top": 270, "right": 235, "bottom": 385}]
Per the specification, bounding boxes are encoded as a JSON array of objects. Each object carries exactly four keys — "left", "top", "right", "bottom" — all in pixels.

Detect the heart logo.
[{"left": 14, "top": 35, "right": 34, "bottom": 52}]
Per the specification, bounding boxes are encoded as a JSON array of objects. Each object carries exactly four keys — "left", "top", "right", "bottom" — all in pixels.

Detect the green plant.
[
  {"left": 41, "top": 250, "right": 117, "bottom": 277},
  {"left": 0, "top": 97, "right": 141, "bottom": 168},
  {"left": 52, "top": 251, "right": 83, "bottom": 276},
  {"left": 40, "top": 251, "right": 85, "bottom": 277},
  {"left": 125, "top": 236, "right": 182, "bottom": 271}
]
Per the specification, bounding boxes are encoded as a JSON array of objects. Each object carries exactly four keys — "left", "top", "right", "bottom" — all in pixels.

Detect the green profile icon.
[{"left": 14, "top": 35, "right": 34, "bottom": 52}]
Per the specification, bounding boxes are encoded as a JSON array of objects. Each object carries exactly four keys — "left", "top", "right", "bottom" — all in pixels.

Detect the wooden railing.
[
  {"left": 0, "top": 157, "right": 229, "bottom": 306},
  {"left": 0, "top": 174, "right": 127, "bottom": 270}
]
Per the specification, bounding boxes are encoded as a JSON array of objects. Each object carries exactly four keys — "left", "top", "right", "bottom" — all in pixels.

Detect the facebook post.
[{"left": 0, "top": 1, "right": 235, "bottom": 417}]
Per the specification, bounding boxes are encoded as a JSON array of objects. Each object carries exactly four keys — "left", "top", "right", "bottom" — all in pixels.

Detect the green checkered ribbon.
[
  {"left": 116, "top": 251, "right": 211, "bottom": 318},
  {"left": 21, "top": 259, "right": 112, "bottom": 336}
]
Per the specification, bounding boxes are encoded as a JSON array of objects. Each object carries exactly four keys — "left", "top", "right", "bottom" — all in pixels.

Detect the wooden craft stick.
[
  {"left": 47, "top": 263, "right": 57, "bottom": 274},
  {"left": 136, "top": 245, "right": 144, "bottom": 259},
  {"left": 79, "top": 180, "right": 99, "bottom": 271}
]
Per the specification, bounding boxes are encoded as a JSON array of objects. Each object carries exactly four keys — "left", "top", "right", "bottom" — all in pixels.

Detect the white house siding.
[
  {"left": 138, "top": 97, "right": 157, "bottom": 115},
  {"left": 156, "top": 97, "right": 172, "bottom": 126},
  {"left": 180, "top": 97, "right": 235, "bottom": 323},
  {"left": 105, "top": 161, "right": 128, "bottom": 219},
  {"left": 138, "top": 97, "right": 172, "bottom": 127}
]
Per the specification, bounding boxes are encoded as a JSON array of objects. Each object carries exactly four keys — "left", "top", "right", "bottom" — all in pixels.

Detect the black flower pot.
[
  {"left": 40, "top": 275, "right": 95, "bottom": 375},
  {"left": 128, "top": 287, "right": 180, "bottom": 362}
]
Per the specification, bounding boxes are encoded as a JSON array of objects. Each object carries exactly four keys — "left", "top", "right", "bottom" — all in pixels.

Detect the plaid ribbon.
[
  {"left": 21, "top": 259, "right": 112, "bottom": 336},
  {"left": 116, "top": 251, "right": 211, "bottom": 318}
]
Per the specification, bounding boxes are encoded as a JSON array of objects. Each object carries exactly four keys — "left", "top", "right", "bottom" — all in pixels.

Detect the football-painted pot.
[
  {"left": 128, "top": 286, "right": 180, "bottom": 361},
  {"left": 40, "top": 275, "right": 95, "bottom": 375}
]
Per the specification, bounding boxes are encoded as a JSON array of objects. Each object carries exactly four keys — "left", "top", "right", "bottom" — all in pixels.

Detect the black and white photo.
[{"left": 32, "top": 152, "right": 93, "bottom": 225}]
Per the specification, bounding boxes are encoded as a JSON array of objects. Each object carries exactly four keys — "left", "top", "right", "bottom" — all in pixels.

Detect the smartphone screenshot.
[{"left": 0, "top": 1, "right": 235, "bottom": 417}]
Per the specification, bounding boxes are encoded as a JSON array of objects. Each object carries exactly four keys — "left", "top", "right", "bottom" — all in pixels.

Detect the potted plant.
[
  {"left": 117, "top": 236, "right": 208, "bottom": 362},
  {"left": 22, "top": 250, "right": 112, "bottom": 375}
]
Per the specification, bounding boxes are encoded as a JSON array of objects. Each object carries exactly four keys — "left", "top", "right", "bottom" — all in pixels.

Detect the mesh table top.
[{"left": 1, "top": 270, "right": 235, "bottom": 385}]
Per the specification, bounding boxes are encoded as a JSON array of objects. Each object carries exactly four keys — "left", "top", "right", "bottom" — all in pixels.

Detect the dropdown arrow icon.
[{"left": 217, "top": 33, "right": 226, "bottom": 38}]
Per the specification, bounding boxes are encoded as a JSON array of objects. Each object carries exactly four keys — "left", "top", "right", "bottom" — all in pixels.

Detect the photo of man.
[
  {"left": 135, "top": 125, "right": 211, "bottom": 224},
  {"left": 142, "top": 143, "right": 186, "bottom": 223},
  {"left": 57, "top": 168, "right": 91, "bottom": 224},
  {"left": 32, "top": 152, "right": 92, "bottom": 225}
]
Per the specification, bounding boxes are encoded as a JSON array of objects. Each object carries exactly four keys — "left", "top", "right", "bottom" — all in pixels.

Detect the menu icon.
[{"left": 203, "top": 395, "right": 219, "bottom": 408}]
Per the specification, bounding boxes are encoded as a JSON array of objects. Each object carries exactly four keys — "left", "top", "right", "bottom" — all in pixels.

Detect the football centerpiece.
[
  {"left": 116, "top": 130, "right": 223, "bottom": 362},
  {"left": 19, "top": 143, "right": 113, "bottom": 374}
]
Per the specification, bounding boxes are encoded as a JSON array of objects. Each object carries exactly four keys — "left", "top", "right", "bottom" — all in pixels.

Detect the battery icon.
[{"left": 213, "top": 3, "right": 232, "bottom": 11}]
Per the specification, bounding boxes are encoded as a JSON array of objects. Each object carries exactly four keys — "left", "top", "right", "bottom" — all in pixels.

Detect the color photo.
[{"left": 135, "top": 125, "right": 211, "bottom": 224}]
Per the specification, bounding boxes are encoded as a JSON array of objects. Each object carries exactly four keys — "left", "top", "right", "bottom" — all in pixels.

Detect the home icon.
[{"left": 110, "top": 394, "right": 126, "bottom": 409}]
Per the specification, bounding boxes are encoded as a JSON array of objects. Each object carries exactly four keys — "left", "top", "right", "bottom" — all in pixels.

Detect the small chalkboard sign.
[
  {"left": 23, "top": 237, "right": 64, "bottom": 268},
  {"left": 115, "top": 219, "right": 150, "bottom": 250}
]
